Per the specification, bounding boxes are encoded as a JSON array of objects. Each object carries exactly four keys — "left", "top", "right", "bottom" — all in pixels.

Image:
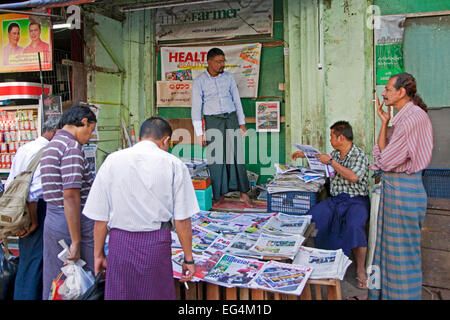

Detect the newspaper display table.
[{"left": 174, "top": 222, "right": 343, "bottom": 300}]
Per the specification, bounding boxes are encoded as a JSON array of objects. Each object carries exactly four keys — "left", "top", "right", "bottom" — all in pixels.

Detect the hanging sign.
[
  {"left": 375, "top": 16, "right": 406, "bottom": 85},
  {"left": 160, "top": 43, "right": 261, "bottom": 98},
  {"left": 157, "top": 81, "right": 193, "bottom": 107},
  {"left": 0, "top": 14, "right": 52, "bottom": 73},
  {"left": 156, "top": 0, "right": 272, "bottom": 42}
]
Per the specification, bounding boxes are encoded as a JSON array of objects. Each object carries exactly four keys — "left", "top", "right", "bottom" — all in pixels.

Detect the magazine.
[
  {"left": 250, "top": 260, "right": 313, "bottom": 296},
  {"left": 261, "top": 213, "right": 312, "bottom": 236},
  {"left": 249, "top": 232, "right": 305, "bottom": 259},
  {"left": 203, "top": 254, "right": 266, "bottom": 288},
  {"left": 191, "top": 226, "right": 220, "bottom": 253},
  {"left": 293, "top": 246, "right": 352, "bottom": 280}
]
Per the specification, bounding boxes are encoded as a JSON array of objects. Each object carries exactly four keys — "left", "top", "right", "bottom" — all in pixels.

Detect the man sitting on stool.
[{"left": 292, "top": 121, "right": 370, "bottom": 289}]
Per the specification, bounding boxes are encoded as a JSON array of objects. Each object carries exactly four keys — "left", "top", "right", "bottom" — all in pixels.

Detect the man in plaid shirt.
[{"left": 292, "top": 121, "right": 370, "bottom": 291}]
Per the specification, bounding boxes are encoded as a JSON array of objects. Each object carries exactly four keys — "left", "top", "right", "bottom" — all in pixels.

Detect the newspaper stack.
[
  {"left": 250, "top": 260, "right": 313, "bottom": 296},
  {"left": 249, "top": 232, "right": 305, "bottom": 260},
  {"left": 293, "top": 246, "right": 352, "bottom": 280},
  {"left": 261, "top": 213, "right": 312, "bottom": 236},
  {"left": 181, "top": 158, "right": 208, "bottom": 176},
  {"left": 267, "top": 173, "right": 325, "bottom": 193}
]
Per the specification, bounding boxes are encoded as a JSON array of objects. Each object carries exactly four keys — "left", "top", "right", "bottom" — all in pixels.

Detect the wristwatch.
[
  {"left": 328, "top": 158, "right": 333, "bottom": 165},
  {"left": 183, "top": 259, "right": 195, "bottom": 265}
]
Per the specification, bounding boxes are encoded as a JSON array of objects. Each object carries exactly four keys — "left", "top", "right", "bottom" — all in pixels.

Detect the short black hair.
[
  {"left": 60, "top": 104, "right": 97, "bottom": 127},
  {"left": 207, "top": 48, "right": 225, "bottom": 61},
  {"left": 330, "top": 121, "right": 353, "bottom": 141},
  {"left": 139, "top": 117, "right": 172, "bottom": 140},
  {"left": 8, "top": 22, "right": 20, "bottom": 33}
]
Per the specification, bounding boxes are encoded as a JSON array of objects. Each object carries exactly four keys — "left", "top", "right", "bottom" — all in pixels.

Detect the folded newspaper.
[
  {"left": 249, "top": 232, "right": 305, "bottom": 260},
  {"left": 293, "top": 246, "right": 352, "bottom": 280},
  {"left": 261, "top": 213, "right": 312, "bottom": 236},
  {"left": 249, "top": 260, "right": 313, "bottom": 296}
]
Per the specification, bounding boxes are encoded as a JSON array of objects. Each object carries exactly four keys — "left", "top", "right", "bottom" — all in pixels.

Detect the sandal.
[{"left": 356, "top": 277, "right": 368, "bottom": 289}]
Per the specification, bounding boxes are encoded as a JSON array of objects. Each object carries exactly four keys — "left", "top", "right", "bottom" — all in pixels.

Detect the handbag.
[
  {"left": 78, "top": 271, "right": 105, "bottom": 300},
  {"left": 0, "top": 243, "right": 19, "bottom": 300},
  {"left": 0, "top": 148, "right": 45, "bottom": 256}
]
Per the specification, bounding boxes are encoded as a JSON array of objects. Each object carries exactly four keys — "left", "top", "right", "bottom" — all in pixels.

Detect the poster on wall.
[
  {"left": 0, "top": 14, "right": 52, "bottom": 73},
  {"left": 256, "top": 101, "right": 280, "bottom": 132},
  {"left": 156, "top": 0, "right": 272, "bottom": 42},
  {"left": 157, "top": 81, "right": 193, "bottom": 107},
  {"left": 82, "top": 144, "right": 97, "bottom": 175},
  {"left": 375, "top": 16, "right": 406, "bottom": 85},
  {"left": 40, "top": 95, "right": 62, "bottom": 124},
  {"left": 160, "top": 43, "right": 261, "bottom": 98}
]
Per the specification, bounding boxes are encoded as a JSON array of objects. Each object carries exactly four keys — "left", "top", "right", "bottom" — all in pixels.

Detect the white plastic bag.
[{"left": 56, "top": 240, "right": 95, "bottom": 300}]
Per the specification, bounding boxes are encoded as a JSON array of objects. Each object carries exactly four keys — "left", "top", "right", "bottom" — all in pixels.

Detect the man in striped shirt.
[
  {"left": 40, "top": 104, "right": 97, "bottom": 299},
  {"left": 368, "top": 73, "right": 433, "bottom": 300}
]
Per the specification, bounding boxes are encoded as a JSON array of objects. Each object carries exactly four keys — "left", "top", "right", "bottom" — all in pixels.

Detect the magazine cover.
[
  {"left": 249, "top": 232, "right": 305, "bottom": 259},
  {"left": 250, "top": 260, "right": 313, "bottom": 296},
  {"left": 203, "top": 254, "right": 266, "bottom": 288}
]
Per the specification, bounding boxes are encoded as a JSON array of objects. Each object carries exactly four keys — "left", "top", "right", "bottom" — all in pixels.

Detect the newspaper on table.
[
  {"left": 172, "top": 252, "right": 222, "bottom": 282},
  {"left": 249, "top": 232, "right": 305, "bottom": 260},
  {"left": 192, "top": 226, "right": 220, "bottom": 253},
  {"left": 203, "top": 254, "right": 266, "bottom": 288},
  {"left": 225, "top": 233, "right": 262, "bottom": 259},
  {"left": 262, "top": 213, "right": 312, "bottom": 236},
  {"left": 249, "top": 260, "right": 313, "bottom": 296},
  {"left": 196, "top": 219, "right": 242, "bottom": 240},
  {"left": 293, "top": 144, "right": 335, "bottom": 177},
  {"left": 203, "top": 237, "right": 233, "bottom": 257},
  {"left": 293, "top": 246, "right": 352, "bottom": 280},
  {"left": 228, "top": 212, "right": 274, "bottom": 236}
]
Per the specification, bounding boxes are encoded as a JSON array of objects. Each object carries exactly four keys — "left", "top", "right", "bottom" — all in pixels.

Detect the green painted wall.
[
  {"left": 374, "top": 0, "right": 450, "bottom": 15},
  {"left": 284, "top": 0, "right": 374, "bottom": 163}
]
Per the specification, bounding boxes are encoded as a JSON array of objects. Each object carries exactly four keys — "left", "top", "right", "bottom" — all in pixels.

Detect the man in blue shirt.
[{"left": 191, "top": 48, "right": 253, "bottom": 207}]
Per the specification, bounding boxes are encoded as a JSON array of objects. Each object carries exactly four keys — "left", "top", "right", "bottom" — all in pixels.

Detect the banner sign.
[
  {"left": 0, "top": 13, "right": 52, "bottom": 73},
  {"left": 160, "top": 43, "right": 261, "bottom": 98},
  {"left": 0, "top": 82, "right": 51, "bottom": 100},
  {"left": 157, "top": 80, "right": 193, "bottom": 107},
  {"left": 375, "top": 16, "right": 406, "bottom": 85},
  {"left": 156, "top": 0, "right": 272, "bottom": 42}
]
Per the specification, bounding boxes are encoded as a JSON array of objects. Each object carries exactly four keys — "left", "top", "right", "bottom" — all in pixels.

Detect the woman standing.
[{"left": 369, "top": 73, "right": 433, "bottom": 300}]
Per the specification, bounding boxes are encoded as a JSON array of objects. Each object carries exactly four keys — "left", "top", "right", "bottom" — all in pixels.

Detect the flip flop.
[{"left": 346, "top": 296, "right": 361, "bottom": 300}]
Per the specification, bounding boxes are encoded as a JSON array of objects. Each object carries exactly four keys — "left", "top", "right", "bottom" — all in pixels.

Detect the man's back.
[{"left": 83, "top": 140, "right": 199, "bottom": 232}]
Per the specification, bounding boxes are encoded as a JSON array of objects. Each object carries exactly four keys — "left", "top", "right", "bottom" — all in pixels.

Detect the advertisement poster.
[
  {"left": 82, "top": 144, "right": 97, "bottom": 175},
  {"left": 160, "top": 43, "right": 261, "bottom": 98},
  {"left": 0, "top": 14, "right": 52, "bottom": 73},
  {"left": 375, "top": 16, "right": 406, "bottom": 85},
  {"left": 40, "top": 95, "right": 62, "bottom": 124},
  {"left": 256, "top": 101, "right": 280, "bottom": 132},
  {"left": 156, "top": 0, "right": 272, "bottom": 42},
  {"left": 156, "top": 80, "right": 192, "bottom": 107}
]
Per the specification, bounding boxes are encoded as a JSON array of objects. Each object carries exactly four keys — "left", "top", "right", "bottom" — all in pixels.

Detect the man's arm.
[
  {"left": 63, "top": 188, "right": 82, "bottom": 262},
  {"left": 317, "top": 154, "right": 359, "bottom": 183},
  {"left": 174, "top": 218, "right": 195, "bottom": 282},
  {"left": 93, "top": 221, "right": 108, "bottom": 276}
]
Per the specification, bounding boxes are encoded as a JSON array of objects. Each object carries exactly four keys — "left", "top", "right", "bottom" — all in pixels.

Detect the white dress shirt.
[
  {"left": 5, "top": 136, "right": 49, "bottom": 202},
  {"left": 82, "top": 140, "right": 200, "bottom": 232}
]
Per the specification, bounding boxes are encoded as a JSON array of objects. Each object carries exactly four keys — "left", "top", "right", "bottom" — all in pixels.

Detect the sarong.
[
  {"left": 42, "top": 204, "right": 94, "bottom": 300},
  {"left": 368, "top": 171, "right": 426, "bottom": 300},
  {"left": 14, "top": 199, "right": 46, "bottom": 300},
  {"left": 310, "top": 193, "right": 370, "bottom": 257},
  {"left": 105, "top": 228, "right": 175, "bottom": 300},
  {"left": 204, "top": 112, "right": 250, "bottom": 201}
]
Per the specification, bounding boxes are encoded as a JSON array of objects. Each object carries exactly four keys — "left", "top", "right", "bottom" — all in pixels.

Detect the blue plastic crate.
[
  {"left": 422, "top": 168, "right": 450, "bottom": 199},
  {"left": 267, "top": 191, "right": 319, "bottom": 215}
]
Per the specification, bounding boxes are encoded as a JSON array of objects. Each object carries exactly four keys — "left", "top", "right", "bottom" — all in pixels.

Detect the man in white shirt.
[
  {"left": 83, "top": 117, "right": 199, "bottom": 300},
  {"left": 5, "top": 116, "right": 61, "bottom": 300}
]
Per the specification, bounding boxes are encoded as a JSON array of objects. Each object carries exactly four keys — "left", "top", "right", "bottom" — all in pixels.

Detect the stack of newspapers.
[
  {"left": 293, "top": 246, "right": 352, "bottom": 280},
  {"left": 268, "top": 164, "right": 326, "bottom": 194}
]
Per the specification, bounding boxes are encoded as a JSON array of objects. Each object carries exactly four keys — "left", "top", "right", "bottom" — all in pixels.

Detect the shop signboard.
[
  {"left": 160, "top": 43, "right": 261, "bottom": 98},
  {"left": 156, "top": 0, "right": 272, "bottom": 42}
]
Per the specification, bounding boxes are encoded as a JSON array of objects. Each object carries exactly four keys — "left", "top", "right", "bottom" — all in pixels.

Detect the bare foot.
[
  {"left": 213, "top": 196, "right": 226, "bottom": 206},
  {"left": 240, "top": 193, "right": 255, "bottom": 207}
]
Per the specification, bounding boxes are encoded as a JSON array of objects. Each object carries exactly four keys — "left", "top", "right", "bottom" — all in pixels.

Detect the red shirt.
[{"left": 370, "top": 102, "right": 433, "bottom": 174}]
